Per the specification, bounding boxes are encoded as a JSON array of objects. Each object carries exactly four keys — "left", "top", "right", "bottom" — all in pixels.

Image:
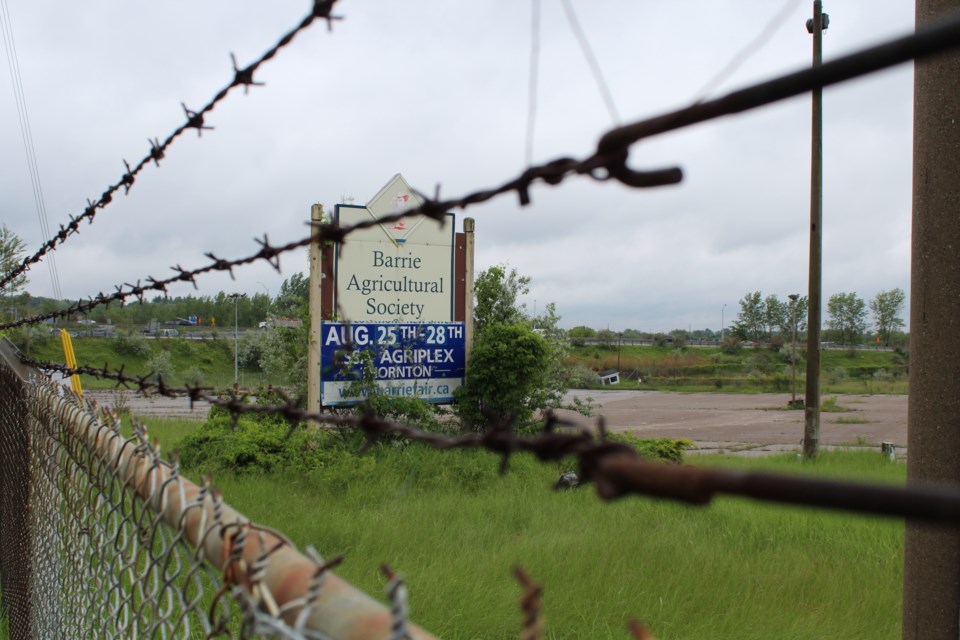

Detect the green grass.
[
  {"left": 3, "top": 415, "right": 907, "bottom": 639},
  {"left": 569, "top": 344, "right": 909, "bottom": 395},
  {"left": 23, "top": 335, "right": 270, "bottom": 389},
  {"left": 183, "top": 439, "right": 905, "bottom": 640}
]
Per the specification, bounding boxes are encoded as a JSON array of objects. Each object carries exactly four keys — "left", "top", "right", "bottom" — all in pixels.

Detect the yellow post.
[{"left": 59, "top": 329, "right": 83, "bottom": 396}]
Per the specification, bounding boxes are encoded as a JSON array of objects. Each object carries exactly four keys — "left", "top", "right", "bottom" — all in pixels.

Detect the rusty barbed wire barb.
[
  {"left": 0, "top": 0, "right": 343, "bottom": 292},
  {"left": 230, "top": 53, "right": 264, "bottom": 94},
  {"left": 627, "top": 619, "right": 657, "bottom": 640},
  {"left": 514, "top": 566, "right": 543, "bottom": 640}
]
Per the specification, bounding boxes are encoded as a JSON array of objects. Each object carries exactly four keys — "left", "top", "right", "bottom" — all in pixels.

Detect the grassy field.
[
  {"left": 571, "top": 344, "right": 909, "bottom": 394},
  {"left": 23, "top": 333, "right": 268, "bottom": 389},
  {"left": 133, "top": 417, "right": 906, "bottom": 639}
]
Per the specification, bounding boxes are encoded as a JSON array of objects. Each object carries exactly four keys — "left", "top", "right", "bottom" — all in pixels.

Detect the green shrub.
[
  {"left": 115, "top": 329, "right": 151, "bottom": 357},
  {"left": 455, "top": 323, "right": 548, "bottom": 432},
  {"left": 145, "top": 350, "right": 175, "bottom": 382},
  {"left": 178, "top": 412, "right": 337, "bottom": 474},
  {"left": 606, "top": 433, "right": 693, "bottom": 463},
  {"left": 565, "top": 363, "right": 600, "bottom": 388}
]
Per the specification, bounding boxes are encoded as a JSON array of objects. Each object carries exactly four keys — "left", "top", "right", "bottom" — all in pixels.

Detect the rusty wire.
[
  {"left": 0, "top": 0, "right": 342, "bottom": 292},
  {"left": 18, "top": 357, "right": 960, "bottom": 527},
  {"left": 514, "top": 566, "right": 544, "bottom": 640},
  {"left": 6, "top": 9, "right": 960, "bottom": 332}
]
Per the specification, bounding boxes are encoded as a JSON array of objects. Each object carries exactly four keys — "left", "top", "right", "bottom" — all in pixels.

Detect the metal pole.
[
  {"left": 721, "top": 304, "right": 726, "bottom": 342},
  {"left": 789, "top": 294, "right": 799, "bottom": 405},
  {"left": 803, "top": 1, "right": 827, "bottom": 460},
  {"left": 903, "top": 0, "right": 960, "bottom": 636},
  {"left": 233, "top": 294, "right": 239, "bottom": 387}
]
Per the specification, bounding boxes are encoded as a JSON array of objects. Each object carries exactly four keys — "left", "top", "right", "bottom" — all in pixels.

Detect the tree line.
[{"left": 731, "top": 289, "right": 906, "bottom": 347}]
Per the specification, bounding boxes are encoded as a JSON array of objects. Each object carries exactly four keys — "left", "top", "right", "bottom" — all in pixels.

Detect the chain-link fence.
[{"left": 0, "top": 339, "right": 434, "bottom": 640}]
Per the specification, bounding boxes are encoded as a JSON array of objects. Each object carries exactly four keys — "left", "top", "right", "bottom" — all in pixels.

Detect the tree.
[
  {"left": 764, "top": 294, "right": 787, "bottom": 337},
  {"left": 0, "top": 225, "right": 29, "bottom": 320},
  {"left": 827, "top": 292, "right": 867, "bottom": 346},
  {"left": 274, "top": 272, "right": 309, "bottom": 318},
  {"left": 567, "top": 325, "right": 596, "bottom": 347},
  {"left": 458, "top": 265, "right": 575, "bottom": 431},
  {"left": 732, "top": 291, "right": 766, "bottom": 341},
  {"left": 473, "top": 265, "right": 529, "bottom": 335},
  {"left": 870, "top": 288, "right": 906, "bottom": 346}
]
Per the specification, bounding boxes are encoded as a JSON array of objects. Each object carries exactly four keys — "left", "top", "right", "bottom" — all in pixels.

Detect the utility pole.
[
  {"left": 721, "top": 303, "right": 726, "bottom": 342},
  {"left": 903, "top": 0, "right": 960, "bottom": 636},
  {"left": 803, "top": 1, "right": 828, "bottom": 460}
]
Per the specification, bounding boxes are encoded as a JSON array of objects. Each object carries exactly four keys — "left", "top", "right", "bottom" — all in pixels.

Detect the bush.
[
  {"left": 455, "top": 323, "right": 548, "bottom": 432},
  {"left": 720, "top": 335, "right": 743, "bottom": 355},
  {"left": 179, "top": 411, "right": 337, "bottom": 474},
  {"left": 606, "top": 433, "right": 693, "bottom": 463},
  {"left": 182, "top": 365, "right": 205, "bottom": 387},
  {"left": 144, "top": 350, "right": 175, "bottom": 382},
  {"left": 565, "top": 363, "right": 600, "bottom": 388},
  {"left": 115, "top": 329, "right": 151, "bottom": 357}
]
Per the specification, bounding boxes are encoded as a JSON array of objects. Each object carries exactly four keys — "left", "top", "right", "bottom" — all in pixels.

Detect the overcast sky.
[{"left": 0, "top": 1, "right": 915, "bottom": 332}]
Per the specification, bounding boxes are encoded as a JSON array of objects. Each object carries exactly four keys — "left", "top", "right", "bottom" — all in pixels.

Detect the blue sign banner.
[{"left": 320, "top": 322, "right": 466, "bottom": 406}]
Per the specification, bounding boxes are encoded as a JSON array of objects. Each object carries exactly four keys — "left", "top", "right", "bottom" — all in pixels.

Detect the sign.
[
  {"left": 334, "top": 174, "right": 455, "bottom": 323},
  {"left": 321, "top": 322, "right": 465, "bottom": 405}
]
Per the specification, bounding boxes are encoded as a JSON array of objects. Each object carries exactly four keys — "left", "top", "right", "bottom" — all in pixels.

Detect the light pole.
[
  {"left": 228, "top": 293, "right": 244, "bottom": 387},
  {"left": 721, "top": 303, "right": 727, "bottom": 343},
  {"left": 788, "top": 294, "right": 800, "bottom": 406}
]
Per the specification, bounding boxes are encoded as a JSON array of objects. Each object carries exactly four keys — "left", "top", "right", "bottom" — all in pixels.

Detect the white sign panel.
[{"left": 334, "top": 174, "right": 455, "bottom": 323}]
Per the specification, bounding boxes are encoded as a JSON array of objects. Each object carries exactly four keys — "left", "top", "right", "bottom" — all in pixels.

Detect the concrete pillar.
[{"left": 902, "top": 1, "right": 960, "bottom": 637}]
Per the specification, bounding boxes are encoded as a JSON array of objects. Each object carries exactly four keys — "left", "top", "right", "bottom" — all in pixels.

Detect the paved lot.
[{"left": 560, "top": 390, "right": 907, "bottom": 456}]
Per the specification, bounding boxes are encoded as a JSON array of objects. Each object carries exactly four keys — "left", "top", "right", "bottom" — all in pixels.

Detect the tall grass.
[
  {"left": 208, "top": 448, "right": 905, "bottom": 639},
  {"left": 8, "top": 417, "right": 904, "bottom": 638}
]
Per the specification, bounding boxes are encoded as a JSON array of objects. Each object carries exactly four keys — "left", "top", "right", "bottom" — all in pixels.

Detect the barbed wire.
[
  {"left": 18, "top": 356, "right": 960, "bottom": 527},
  {"left": 0, "top": 203, "right": 445, "bottom": 330},
  {"left": 0, "top": 0, "right": 342, "bottom": 292},
  {"left": 6, "top": 9, "right": 959, "bottom": 331}
]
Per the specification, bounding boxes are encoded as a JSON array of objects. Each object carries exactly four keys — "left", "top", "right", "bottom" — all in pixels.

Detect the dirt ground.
[{"left": 88, "top": 389, "right": 908, "bottom": 456}]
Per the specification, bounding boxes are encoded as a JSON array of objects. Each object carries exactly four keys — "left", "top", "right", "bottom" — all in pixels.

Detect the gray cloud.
[{"left": 1, "top": 0, "right": 915, "bottom": 331}]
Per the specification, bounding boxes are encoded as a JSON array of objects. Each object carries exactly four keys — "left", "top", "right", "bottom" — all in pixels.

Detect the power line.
[
  {"left": 0, "top": 0, "right": 62, "bottom": 302},
  {"left": 691, "top": 0, "right": 804, "bottom": 102},
  {"left": 560, "top": 0, "right": 620, "bottom": 124}
]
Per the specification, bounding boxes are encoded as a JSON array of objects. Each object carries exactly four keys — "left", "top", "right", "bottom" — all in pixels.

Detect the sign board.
[
  {"left": 334, "top": 174, "right": 455, "bottom": 323},
  {"left": 321, "top": 321, "right": 465, "bottom": 405}
]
